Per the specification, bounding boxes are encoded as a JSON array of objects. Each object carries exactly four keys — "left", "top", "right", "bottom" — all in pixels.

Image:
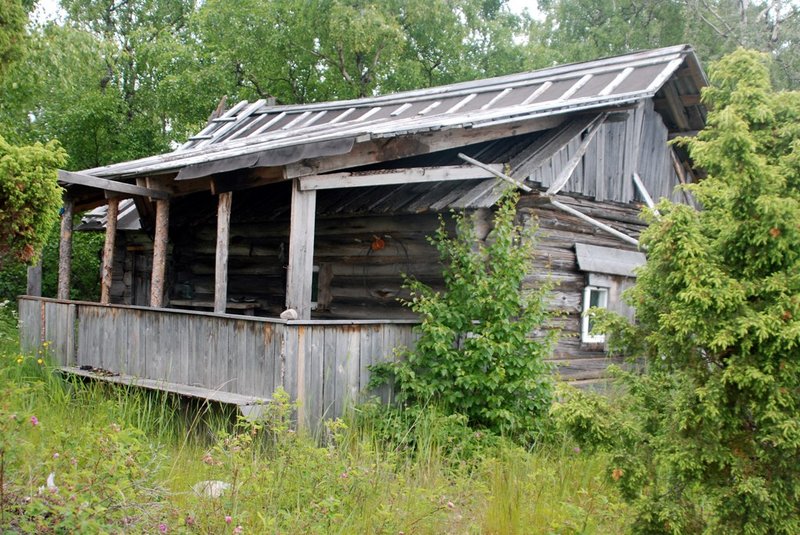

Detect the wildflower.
[
  {"left": 233, "top": 526, "right": 243, "bottom": 534},
  {"left": 185, "top": 516, "right": 195, "bottom": 526},
  {"left": 16, "top": 357, "right": 22, "bottom": 365},
  {"left": 611, "top": 468, "right": 624, "bottom": 481},
  {"left": 42, "top": 341, "right": 51, "bottom": 348},
  {"left": 158, "top": 523, "right": 168, "bottom": 533},
  {"left": 37, "top": 358, "right": 43, "bottom": 365},
  {"left": 225, "top": 515, "right": 232, "bottom": 524},
  {"left": 446, "top": 501, "right": 455, "bottom": 509},
  {"left": 30, "top": 415, "right": 39, "bottom": 426},
  {"left": 53, "top": 452, "right": 60, "bottom": 460},
  {"left": 110, "top": 423, "right": 121, "bottom": 432},
  {"left": 573, "top": 446, "right": 581, "bottom": 454}
]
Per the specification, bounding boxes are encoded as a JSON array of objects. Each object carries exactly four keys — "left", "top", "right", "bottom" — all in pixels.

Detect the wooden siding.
[
  {"left": 520, "top": 195, "right": 645, "bottom": 379},
  {"left": 18, "top": 297, "right": 417, "bottom": 428}
]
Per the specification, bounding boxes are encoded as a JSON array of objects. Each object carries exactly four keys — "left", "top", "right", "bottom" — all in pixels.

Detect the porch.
[{"left": 18, "top": 296, "right": 417, "bottom": 426}]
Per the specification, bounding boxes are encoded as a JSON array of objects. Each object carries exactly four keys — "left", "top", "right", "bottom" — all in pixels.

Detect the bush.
[
  {"left": 594, "top": 49, "right": 800, "bottom": 533},
  {"left": 372, "top": 190, "right": 554, "bottom": 441}
]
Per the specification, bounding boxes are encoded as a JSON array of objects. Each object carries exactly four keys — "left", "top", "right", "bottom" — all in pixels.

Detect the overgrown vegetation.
[
  {"left": 0, "top": 220, "right": 104, "bottom": 303},
  {"left": 373, "top": 191, "right": 554, "bottom": 441},
  {"left": 0, "top": 304, "right": 628, "bottom": 533},
  {"left": 557, "top": 49, "right": 800, "bottom": 534}
]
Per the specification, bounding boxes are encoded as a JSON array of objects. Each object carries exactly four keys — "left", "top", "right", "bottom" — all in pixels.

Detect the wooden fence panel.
[
  {"left": 17, "top": 297, "right": 419, "bottom": 425},
  {"left": 18, "top": 298, "right": 42, "bottom": 355}
]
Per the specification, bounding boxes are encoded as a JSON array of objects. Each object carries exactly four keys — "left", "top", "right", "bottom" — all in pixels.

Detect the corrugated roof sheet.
[{"left": 80, "top": 45, "right": 705, "bottom": 181}]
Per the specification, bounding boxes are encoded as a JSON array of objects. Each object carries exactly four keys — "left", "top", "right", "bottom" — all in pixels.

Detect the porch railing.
[{"left": 18, "top": 296, "right": 419, "bottom": 425}]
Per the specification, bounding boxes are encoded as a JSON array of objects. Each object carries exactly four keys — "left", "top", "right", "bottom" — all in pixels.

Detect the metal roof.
[{"left": 80, "top": 45, "right": 705, "bottom": 182}]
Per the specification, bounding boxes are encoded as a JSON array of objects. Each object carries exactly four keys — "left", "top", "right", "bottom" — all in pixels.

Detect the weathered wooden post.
[
  {"left": 100, "top": 197, "right": 120, "bottom": 305},
  {"left": 26, "top": 258, "right": 42, "bottom": 297},
  {"left": 214, "top": 191, "right": 233, "bottom": 314},
  {"left": 285, "top": 179, "right": 317, "bottom": 319},
  {"left": 150, "top": 198, "right": 169, "bottom": 308},
  {"left": 57, "top": 194, "right": 73, "bottom": 300}
]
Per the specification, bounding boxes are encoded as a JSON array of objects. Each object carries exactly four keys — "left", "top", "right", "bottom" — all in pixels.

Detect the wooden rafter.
[
  {"left": 298, "top": 164, "right": 503, "bottom": 191},
  {"left": 58, "top": 170, "right": 170, "bottom": 200}
]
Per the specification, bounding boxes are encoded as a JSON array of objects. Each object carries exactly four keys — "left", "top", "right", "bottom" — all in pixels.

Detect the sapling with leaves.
[{"left": 372, "top": 190, "right": 554, "bottom": 441}]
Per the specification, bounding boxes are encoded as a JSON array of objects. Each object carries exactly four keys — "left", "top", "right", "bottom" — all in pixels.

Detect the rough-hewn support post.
[
  {"left": 285, "top": 179, "right": 317, "bottom": 319},
  {"left": 100, "top": 197, "right": 119, "bottom": 304},
  {"left": 57, "top": 195, "right": 73, "bottom": 300},
  {"left": 150, "top": 198, "right": 169, "bottom": 308},
  {"left": 26, "top": 258, "right": 42, "bottom": 297},
  {"left": 214, "top": 192, "right": 233, "bottom": 314}
]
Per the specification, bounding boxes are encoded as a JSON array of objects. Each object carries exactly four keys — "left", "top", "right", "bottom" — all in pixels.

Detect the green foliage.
[
  {"left": 0, "top": 220, "right": 104, "bottom": 304},
  {"left": 373, "top": 191, "right": 554, "bottom": 440},
  {"left": 594, "top": 49, "right": 800, "bottom": 533},
  {"left": 0, "top": 136, "right": 66, "bottom": 267},
  {"left": 0, "top": 0, "right": 27, "bottom": 78}
]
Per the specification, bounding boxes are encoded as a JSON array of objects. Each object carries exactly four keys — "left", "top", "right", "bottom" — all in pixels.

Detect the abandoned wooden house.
[{"left": 19, "top": 44, "right": 707, "bottom": 424}]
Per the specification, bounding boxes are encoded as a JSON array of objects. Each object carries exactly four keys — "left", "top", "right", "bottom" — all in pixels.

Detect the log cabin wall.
[{"left": 124, "top": 181, "right": 454, "bottom": 319}]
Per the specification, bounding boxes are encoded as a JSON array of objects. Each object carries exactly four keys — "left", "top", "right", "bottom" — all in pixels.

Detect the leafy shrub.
[
  {"left": 0, "top": 135, "right": 66, "bottom": 267},
  {"left": 0, "top": 219, "right": 104, "bottom": 304},
  {"left": 372, "top": 191, "right": 554, "bottom": 440}
]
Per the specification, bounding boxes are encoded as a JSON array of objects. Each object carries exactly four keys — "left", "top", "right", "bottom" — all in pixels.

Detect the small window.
[{"left": 582, "top": 285, "right": 608, "bottom": 343}]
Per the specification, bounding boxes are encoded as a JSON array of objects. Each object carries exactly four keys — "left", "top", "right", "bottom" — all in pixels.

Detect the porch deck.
[{"left": 18, "top": 296, "right": 417, "bottom": 427}]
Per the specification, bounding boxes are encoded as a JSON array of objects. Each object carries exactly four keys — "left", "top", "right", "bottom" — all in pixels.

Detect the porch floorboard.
[{"left": 58, "top": 366, "right": 271, "bottom": 409}]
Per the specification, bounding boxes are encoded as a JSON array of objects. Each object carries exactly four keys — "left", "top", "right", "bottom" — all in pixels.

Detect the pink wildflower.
[
  {"left": 53, "top": 452, "right": 60, "bottom": 459},
  {"left": 185, "top": 516, "right": 195, "bottom": 526},
  {"left": 225, "top": 515, "right": 232, "bottom": 524},
  {"left": 158, "top": 523, "right": 168, "bottom": 533},
  {"left": 30, "top": 415, "right": 39, "bottom": 426},
  {"left": 233, "top": 526, "right": 243, "bottom": 534}
]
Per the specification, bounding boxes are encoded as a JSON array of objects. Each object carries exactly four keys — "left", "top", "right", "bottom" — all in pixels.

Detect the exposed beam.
[
  {"left": 660, "top": 81, "right": 690, "bottom": 131},
  {"left": 57, "top": 195, "right": 73, "bottom": 300},
  {"left": 100, "top": 197, "right": 119, "bottom": 304},
  {"left": 285, "top": 180, "right": 317, "bottom": 320},
  {"left": 58, "top": 170, "right": 170, "bottom": 200},
  {"left": 457, "top": 153, "right": 532, "bottom": 192},
  {"left": 545, "top": 113, "right": 608, "bottom": 196},
  {"left": 510, "top": 115, "right": 602, "bottom": 177},
  {"left": 298, "top": 164, "right": 503, "bottom": 191},
  {"left": 548, "top": 197, "right": 640, "bottom": 247},
  {"left": 284, "top": 115, "right": 567, "bottom": 179},
  {"left": 214, "top": 192, "right": 232, "bottom": 314},
  {"left": 632, "top": 173, "right": 657, "bottom": 210}
]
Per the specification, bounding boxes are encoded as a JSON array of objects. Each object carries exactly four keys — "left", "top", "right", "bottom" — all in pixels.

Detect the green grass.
[{"left": 0, "top": 306, "right": 629, "bottom": 534}]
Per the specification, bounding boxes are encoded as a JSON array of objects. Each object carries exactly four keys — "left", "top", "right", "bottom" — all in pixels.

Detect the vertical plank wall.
[{"left": 17, "top": 297, "right": 417, "bottom": 424}]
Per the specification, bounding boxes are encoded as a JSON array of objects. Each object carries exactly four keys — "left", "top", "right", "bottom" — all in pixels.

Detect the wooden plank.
[
  {"left": 545, "top": 113, "right": 607, "bottom": 196},
  {"left": 58, "top": 170, "right": 169, "bottom": 199},
  {"left": 57, "top": 196, "right": 73, "bottom": 300},
  {"left": 26, "top": 259, "right": 42, "bottom": 297},
  {"left": 150, "top": 199, "right": 169, "bottom": 307},
  {"left": 458, "top": 153, "right": 532, "bottom": 192},
  {"left": 322, "top": 327, "right": 337, "bottom": 418},
  {"left": 59, "top": 366, "right": 269, "bottom": 406},
  {"left": 295, "top": 326, "right": 307, "bottom": 427},
  {"left": 100, "top": 198, "right": 119, "bottom": 304},
  {"left": 285, "top": 180, "right": 317, "bottom": 319},
  {"left": 549, "top": 199, "right": 640, "bottom": 247},
  {"left": 214, "top": 192, "right": 233, "bottom": 313},
  {"left": 298, "top": 165, "right": 503, "bottom": 191}
]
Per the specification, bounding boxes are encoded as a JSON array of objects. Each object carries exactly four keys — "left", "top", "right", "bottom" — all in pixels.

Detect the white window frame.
[{"left": 582, "top": 285, "right": 609, "bottom": 343}]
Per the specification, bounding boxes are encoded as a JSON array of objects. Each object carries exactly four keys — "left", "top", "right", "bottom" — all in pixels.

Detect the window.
[{"left": 582, "top": 285, "right": 608, "bottom": 343}]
